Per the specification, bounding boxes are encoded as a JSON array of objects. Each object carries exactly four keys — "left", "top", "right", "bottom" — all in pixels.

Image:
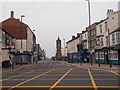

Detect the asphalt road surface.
[{"left": 1, "top": 60, "right": 120, "bottom": 90}]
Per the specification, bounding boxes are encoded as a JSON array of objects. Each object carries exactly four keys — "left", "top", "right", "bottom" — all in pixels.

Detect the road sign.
[
  {"left": 20, "top": 49, "right": 23, "bottom": 53},
  {"left": 96, "top": 39, "right": 101, "bottom": 46}
]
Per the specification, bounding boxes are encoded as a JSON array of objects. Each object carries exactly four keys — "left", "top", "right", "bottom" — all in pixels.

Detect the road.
[{"left": 1, "top": 60, "right": 120, "bottom": 90}]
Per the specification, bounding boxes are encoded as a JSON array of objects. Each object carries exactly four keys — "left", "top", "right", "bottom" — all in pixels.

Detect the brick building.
[{"left": 1, "top": 11, "right": 36, "bottom": 64}]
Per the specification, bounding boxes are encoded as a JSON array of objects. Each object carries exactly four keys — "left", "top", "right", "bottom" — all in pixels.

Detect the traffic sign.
[{"left": 96, "top": 39, "right": 100, "bottom": 46}]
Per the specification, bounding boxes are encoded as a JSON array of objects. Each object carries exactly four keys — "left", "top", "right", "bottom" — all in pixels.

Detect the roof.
[
  {"left": 0, "top": 27, "right": 15, "bottom": 38},
  {"left": 1, "top": 17, "right": 27, "bottom": 39},
  {"left": 66, "top": 35, "right": 80, "bottom": 43},
  {"left": 56, "top": 37, "right": 61, "bottom": 41}
]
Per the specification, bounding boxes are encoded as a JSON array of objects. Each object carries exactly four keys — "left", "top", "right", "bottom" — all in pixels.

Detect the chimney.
[
  {"left": 82, "top": 31, "right": 86, "bottom": 34},
  {"left": 77, "top": 33, "right": 80, "bottom": 37},
  {"left": 72, "top": 35, "right": 75, "bottom": 39},
  {"left": 10, "top": 11, "right": 14, "bottom": 18},
  {"left": 107, "top": 9, "right": 115, "bottom": 18}
]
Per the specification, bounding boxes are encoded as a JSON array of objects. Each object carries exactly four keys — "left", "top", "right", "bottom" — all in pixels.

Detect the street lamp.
[
  {"left": 20, "top": 15, "right": 25, "bottom": 66},
  {"left": 108, "top": 29, "right": 112, "bottom": 68},
  {"left": 85, "top": 0, "right": 92, "bottom": 66},
  {"left": 33, "top": 30, "right": 37, "bottom": 64},
  {"left": 20, "top": 15, "right": 25, "bottom": 52},
  {"left": 63, "top": 38, "right": 65, "bottom": 60},
  {"left": 11, "top": 38, "right": 16, "bottom": 69}
]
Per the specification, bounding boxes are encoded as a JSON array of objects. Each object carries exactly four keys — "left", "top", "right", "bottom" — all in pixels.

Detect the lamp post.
[
  {"left": 108, "top": 29, "right": 112, "bottom": 68},
  {"left": 86, "top": 0, "right": 92, "bottom": 66},
  {"left": 33, "top": 30, "right": 37, "bottom": 64},
  {"left": 63, "top": 38, "right": 65, "bottom": 60},
  {"left": 20, "top": 15, "right": 25, "bottom": 66},
  {"left": 11, "top": 38, "right": 16, "bottom": 69}
]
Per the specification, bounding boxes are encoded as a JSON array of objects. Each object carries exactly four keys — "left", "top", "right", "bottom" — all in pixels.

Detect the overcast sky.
[{"left": 0, "top": 0, "right": 119, "bottom": 57}]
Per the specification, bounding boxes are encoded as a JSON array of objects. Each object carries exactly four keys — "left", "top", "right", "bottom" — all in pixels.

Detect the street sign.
[
  {"left": 20, "top": 49, "right": 23, "bottom": 53},
  {"left": 96, "top": 39, "right": 101, "bottom": 46}
]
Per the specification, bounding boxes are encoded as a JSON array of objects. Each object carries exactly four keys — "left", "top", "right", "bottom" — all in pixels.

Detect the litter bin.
[{"left": 2, "top": 60, "right": 11, "bottom": 68}]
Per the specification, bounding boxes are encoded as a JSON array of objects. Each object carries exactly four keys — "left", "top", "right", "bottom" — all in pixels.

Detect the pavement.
[
  {"left": 1, "top": 62, "right": 38, "bottom": 74},
  {"left": 2, "top": 60, "right": 119, "bottom": 74},
  {"left": 1, "top": 60, "right": 120, "bottom": 90},
  {"left": 61, "top": 61, "right": 120, "bottom": 70}
]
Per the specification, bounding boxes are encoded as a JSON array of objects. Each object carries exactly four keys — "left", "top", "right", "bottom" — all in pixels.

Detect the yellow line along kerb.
[
  {"left": 88, "top": 68, "right": 98, "bottom": 90},
  {"left": 49, "top": 68, "right": 72, "bottom": 90}
]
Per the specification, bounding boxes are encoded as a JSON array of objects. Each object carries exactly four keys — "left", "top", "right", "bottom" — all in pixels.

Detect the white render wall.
[
  {"left": 0, "top": 29, "right": 9, "bottom": 62},
  {"left": 96, "top": 19, "right": 107, "bottom": 48},
  {"left": 96, "top": 19, "right": 108, "bottom": 37},
  {"left": 108, "top": 11, "right": 120, "bottom": 46},
  {"left": 96, "top": 11, "right": 120, "bottom": 48},
  {"left": 82, "top": 31, "right": 88, "bottom": 49},
  {"left": 67, "top": 36, "right": 81, "bottom": 53},
  {"left": 15, "top": 26, "right": 34, "bottom": 52},
  {"left": 15, "top": 40, "right": 27, "bottom": 51},
  {"left": 61, "top": 48, "right": 67, "bottom": 57},
  {"left": 26, "top": 27, "right": 33, "bottom": 52},
  {"left": 107, "top": 12, "right": 119, "bottom": 34}
]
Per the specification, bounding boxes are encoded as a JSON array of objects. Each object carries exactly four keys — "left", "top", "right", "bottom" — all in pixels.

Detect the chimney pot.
[
  {"left": 10, "top": 11, "right": 14, "bottom": 18},
  {"left": 72, "top": 35, "right": 75, "bottom": 39},
  {"left": 77, "top": 33, "right": 80, "bottom": 37}
]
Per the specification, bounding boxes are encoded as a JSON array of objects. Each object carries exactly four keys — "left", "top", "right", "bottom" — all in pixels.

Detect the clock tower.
[{"left": 56, "top": 37, "right": 62, "bottom": 60}]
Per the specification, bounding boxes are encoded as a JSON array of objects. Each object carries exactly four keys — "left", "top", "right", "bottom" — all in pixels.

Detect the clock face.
[{"left": 58, "top": 43, "right": 60, "bottom": 46}]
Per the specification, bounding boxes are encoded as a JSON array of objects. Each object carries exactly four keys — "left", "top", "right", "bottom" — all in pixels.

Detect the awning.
[
  {"left": 77, "top": 50, "right": 88, "bottom": 56},
  {"left": 15, "top": 51, "right": 33, "bottom": 55},
  {"left": 81, "top": 50, "right": 88, "bottom": 56}
]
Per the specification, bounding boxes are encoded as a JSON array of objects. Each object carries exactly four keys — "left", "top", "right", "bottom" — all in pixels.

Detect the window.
[
  {"left": 101, "top": 38, "right": 103, "bottom": 46},
  {"left": 116, "top": 33, "right": 119, "bottom": 43},
  {"left": 101, "top": 53, "right": 104, "bottom": 58},
  {"left": 112, "top": 33, "right": 115, "bottom": 44},
  {"left": 105, "top": 22, "right": 107, "bottom": 31},
  {"left": 85, "top": 34, "right": 86, "bottom": 38},
  {"left": 96, "top": 53, "right": 99, "bottom": 59},
  {"left": 100, "top": 25, "right": 102, "bottom": 33},
  {"left": 106, "top": 36, "right": 108, "bottom": 45}
]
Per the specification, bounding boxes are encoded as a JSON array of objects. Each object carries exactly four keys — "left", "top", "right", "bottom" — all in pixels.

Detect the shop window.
[
  {"left": 106, "top": 36, "right": 108, "bottom": 45},
  {"left": 116, "top": 33, "right": 119, "bottom": 43},
  {"left": 100, "top": 25, "right": 102, "bottom": 33}
]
